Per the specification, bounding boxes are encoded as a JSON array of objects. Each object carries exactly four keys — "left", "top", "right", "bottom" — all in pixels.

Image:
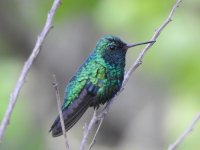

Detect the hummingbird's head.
[
  {"left": 94, "top": 35, "right": 155, "bottom": 65},
  {"left": 95, "top": 35, "right": 127, "bottom": 54}
]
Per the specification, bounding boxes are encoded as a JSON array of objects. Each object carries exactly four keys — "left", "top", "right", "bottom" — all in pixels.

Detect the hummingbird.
[{"left": 49, "top": 35, "right": 155, "bottom": 137}]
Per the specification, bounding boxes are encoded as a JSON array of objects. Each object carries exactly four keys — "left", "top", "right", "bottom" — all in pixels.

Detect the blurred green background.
[{"left": 1, "top": 0, "right": 200, "bottom": 150}]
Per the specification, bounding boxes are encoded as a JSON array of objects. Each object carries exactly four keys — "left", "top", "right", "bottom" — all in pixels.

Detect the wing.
[
  {"left": 62, "top": 58, "right": 107, "bottom": 109},
  {"left": 49, "top": 59, "right": 106, "bottom": 137},
  {"left": 49, "top": 82, "right": 99, "bottom": 137}
]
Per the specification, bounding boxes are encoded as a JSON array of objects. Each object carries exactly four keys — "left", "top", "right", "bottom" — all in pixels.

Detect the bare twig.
[
  {"left": 80, "top": 109, "right": 97, "bottom": 150},
  {"left": 52, "top": 75, "right": 70, "bottom": 150},
  {"left": 80, "top": 0, "right": 182, "bottom": 149},
  {"left": 0, "top": 0, "right": 61, "bottom": 142},
  {"left": 168, "top": 112, "right": 200, "bottom": 150},
  {"left": 88, "top": 117, "right": 103, "bottom": 150},
  {"left": 123, "top": 0, "right": 182, "bottom": 86}
]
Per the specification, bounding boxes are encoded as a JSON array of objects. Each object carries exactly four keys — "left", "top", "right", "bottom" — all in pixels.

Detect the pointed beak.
[{"left": 126, "top": 40, "right": 156, "bottom": 49}]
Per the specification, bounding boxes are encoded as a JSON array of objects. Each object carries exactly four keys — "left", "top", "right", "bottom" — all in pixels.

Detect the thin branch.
[
  {"left": 168, "top": 112, "right": 200, "bottom": 150},
  {"left": 80, "top": 0, "right": 182, "bottom": 149},
  {"left": 80, "top": 109, "right": 97, "bottom": 150},
  {"left": 52, "top": 75, "right": 70, "bottom": 150},
  {"left": 0, "top": 0, "right": 61, "bottom": 142},
  {"left": 88, "top": 118, "right": 103, "bottom": 150},
  {"left": 123, "top": 0, "right": 182, "bottom": 86}
]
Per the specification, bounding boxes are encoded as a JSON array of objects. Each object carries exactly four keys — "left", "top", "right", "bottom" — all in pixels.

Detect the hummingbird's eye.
[{"left": 108, "top": 45, "right": 116, "bottom": 50}]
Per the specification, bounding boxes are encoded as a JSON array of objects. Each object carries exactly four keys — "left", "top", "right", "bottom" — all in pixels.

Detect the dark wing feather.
[{"left": 49, "top": 82, "right": 99, "bottom": 137}]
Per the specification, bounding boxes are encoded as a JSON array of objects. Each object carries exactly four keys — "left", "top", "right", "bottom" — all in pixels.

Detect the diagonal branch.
[
  {"left": 80, "top": 110, "right": 97, "bottom": 150},
  {"left": 80, "top": 0, "right": 183, "bottom": 149},
  {"left": 0, "top": 0, "right": 61, "bottom": 142},
  {"left": 88, "top": 117, "right": 103, "bottom": 150},
  {"left": 168, "top": 112, "right": 200, "bottom": 150},
  {"left": 52, "top": 75, "right": 70, "bottom": 150}
]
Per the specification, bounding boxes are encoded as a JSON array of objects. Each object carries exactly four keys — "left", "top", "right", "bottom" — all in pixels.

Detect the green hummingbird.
[{"left": 49, "top": 35, "right": 155, "bottom": 137}]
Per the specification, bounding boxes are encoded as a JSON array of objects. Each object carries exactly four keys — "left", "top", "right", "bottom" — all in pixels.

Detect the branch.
[
  {"left": 88, "top": 117, "right": 103, "bottom": 150},
  {"left": 168, "top": 112, "right": 200, "bottom": 150},
  {"left": 52, "top": 75, "right": 70, "bottom": 150},
  {"left": 80, "top": 109, "right": 97, "bottom": 150},
  {"left": 80, "top": 0, "right": 183, "bottom": 149},
  {"left": 0, "top": 0, "right": 61, "bottom": 142}
]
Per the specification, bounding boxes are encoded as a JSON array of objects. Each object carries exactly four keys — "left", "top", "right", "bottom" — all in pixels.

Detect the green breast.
[{"left": 95, "top": 63, "right": 124, "bottom": 106}]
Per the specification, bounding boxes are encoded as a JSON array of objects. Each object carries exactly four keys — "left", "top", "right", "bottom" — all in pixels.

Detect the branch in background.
[
  {"left": 168, "top": 112, "right": 200, "bottom": 150},
  {"left": 0, "top": 0, "right": 61, "bottom": 142},
  {"left": 80, "top": 0, "right": 183, "bottom": 149},
  {"left": 52, "top": 75, "right": 70, "bottom": 150}
]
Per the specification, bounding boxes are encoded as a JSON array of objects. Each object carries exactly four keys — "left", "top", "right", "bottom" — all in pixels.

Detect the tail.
[{"left": 49, "top": 89, "right": 94, "bottom": 137}]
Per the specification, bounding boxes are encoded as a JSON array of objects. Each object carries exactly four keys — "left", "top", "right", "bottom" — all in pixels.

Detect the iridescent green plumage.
[
  {"left": 49, "top": 35, "right": 154, "bottom": 137},
  {"left": 64, "top": 35, "right": 126, "bottom": 109}
]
